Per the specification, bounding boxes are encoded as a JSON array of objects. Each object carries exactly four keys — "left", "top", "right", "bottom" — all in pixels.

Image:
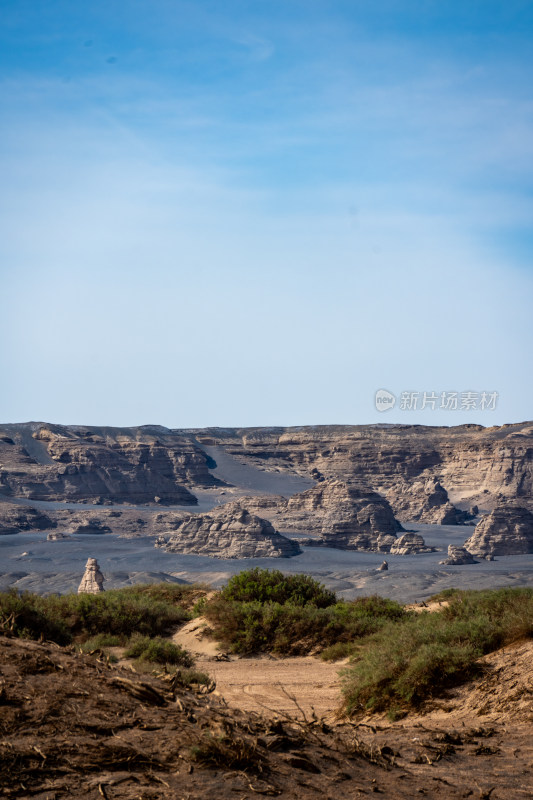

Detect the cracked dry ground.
[{"left": 1, "top": 636, "right": 532, "bottom": 799}]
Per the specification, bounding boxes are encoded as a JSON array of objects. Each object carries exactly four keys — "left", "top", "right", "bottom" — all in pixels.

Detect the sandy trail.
[
  {"left": 197, "top": 655, "right": 342, "bottom": 719},
  {"left": 172, "top": 616, "right": 343, "bottom": 719}
]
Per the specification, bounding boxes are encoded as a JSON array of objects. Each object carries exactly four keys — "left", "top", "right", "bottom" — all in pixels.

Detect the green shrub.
[
  {"left": 115, "top": 583, "right": 207, "bottom": 610},
  {"left": 0, "top": 584, "right": 191, "bottom": 645},
  {"left": 192, "top": 596, "right": 208, "bottom": 617},
  {"left": 79, "top": 633, "right": 125, "bottom": 651},
  {"left": 443, "top": 587, "right": 533, "bottom": 639},
  {"left": 175, "top": 667, "right": 211, "bottom": 687},
  {"left": 205, "top": 593, "right": 407, "bottom": 656},
  {"left": 0, "top": 589, "right": 71, "bottom": 644},
  {"left": 124, "top": 635, "right": 194, "bottom": 667},
  {"left": 221, "top": 568, "right": 336, "bottom": 608},
  {"left": 341, "top": 587, "right": 533, "bottom": 715},
  {"left": 428, "top": 588, "right": 461, "bottom": 602},
  {"left": 321, "top": 641, "right": 359, "bottom": 661}
]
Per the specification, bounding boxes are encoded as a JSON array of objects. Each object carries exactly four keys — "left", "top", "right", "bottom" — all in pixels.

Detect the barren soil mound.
[{"left": 2, "top": 633, "right": 533, "bottom": 798}]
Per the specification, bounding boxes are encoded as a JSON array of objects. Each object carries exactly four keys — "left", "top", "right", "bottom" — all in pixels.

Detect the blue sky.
[{"left": 1, "top": 0, "right": 532, "bottom": 427}]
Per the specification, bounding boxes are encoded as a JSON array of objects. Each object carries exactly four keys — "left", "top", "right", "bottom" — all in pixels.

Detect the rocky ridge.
[
  {"left": 1, "top": 421, "right": 532, "bottom": 558},
  {"left": 218, "top": 480, "right": 434, "bottom": 553}
]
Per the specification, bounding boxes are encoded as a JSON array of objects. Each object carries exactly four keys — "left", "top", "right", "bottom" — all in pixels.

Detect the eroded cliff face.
[
  {"left": 386, "top": 478, "right": 474, "bottom": 525},
  {"left": 154, "top": 503, "right": 300, "bottom": 559},
  {"left": 225, "top": 481, "right": 418, "bottom": 552},
  {"left": 195, "top": 423, "right": 533, "bottom": 519},
  {"left": 0, "top": 422, "right": 531, "bottom": 536},
  {"left": 464, "top": 505, "right": 533, "bottom": 556},
  {"left": 0, "top": 424, "right": 218, "bottom": 505}
]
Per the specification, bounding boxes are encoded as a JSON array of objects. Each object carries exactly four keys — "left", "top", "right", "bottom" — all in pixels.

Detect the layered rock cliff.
[
  {"left": 463, "top": 505, "right": 533, "bottom": 556},
  {"left": 385, "top": 478, "right": 474, "bottom": 525},
  {"left": 0, "top": 423, "right": 216, "bottom": 505},
  {"left": 155, "top": 503, "right": 301, "bottom": 559},
  {"left": 1, "top": 421, "right": 531, "bottom": 540},
  {"left": 194, "top": 422, "right": 533, "bottom": 519}
]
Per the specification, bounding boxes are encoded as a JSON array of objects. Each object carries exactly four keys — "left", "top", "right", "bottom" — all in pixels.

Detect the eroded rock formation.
[
  {"left": 1, "top": 421, "right": 531, "bottom": 546},
  {"left": 155, "top": 503, "right": 300, "bottom": 559},
  {"left": 214, "top": 481, "right": 439, "bottom": 553},
  {"left": 0, "top": 424, "right": 210, "bottom": 505},
  {"left": 0, "top": 502, "right": 55, "bottom": 535},
  {"left": 389, "top": 533, "right": 435, "bottom": 555},
  {"left": 440, "top": 545, "right": 477, "bottom": 565},
  {"left": 386, "top": 478, "right": 474, "bottom": 525},
  {"left": 47, "top": 531, "right": 70, "bottom": 541},
  {"left": 198, "top": 422, "right": 533, "bottom": 520},
  {"left": 78, "top": 558, "right": 105, "bottom": 594},
  {"left": 69, "top": 518, "right": 111, "bottom": 535},
  {"left": 464, "top": 505, "right": 533, "bottom": 557}
]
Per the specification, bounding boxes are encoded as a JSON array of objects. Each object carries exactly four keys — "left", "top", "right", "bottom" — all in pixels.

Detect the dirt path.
[
  {"left": 197, "top": 655, "right": 343, "bottom": 720},
  {"left": 172, "top": 617, "right": 343, "bottom": 719}
]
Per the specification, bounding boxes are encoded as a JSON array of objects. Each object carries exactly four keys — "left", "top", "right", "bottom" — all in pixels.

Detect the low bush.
[
  {"left": 205, "top": 589, "right": 407, "bottom": 655},
  {"left": 0, "top": 584, "right": 192, "bottom": 645},
  {"left": 0, "top": 589, "right": 71, "bottom": 644},
  {"left": 342, "top": 587, "right": 533, "bottom": 714},
  {"left": 320, "top": 641, "right": 359, "bottom": 661},
  {"left": 221, "top": 568, "right": 336, "bottom": 608},
  {"left": 79, "top": 633, "right": 125, "bottom": 651},
  {"left": 176, "top": 667, "right": 211, "bottom": 687},
  {"left": 115, "top": 583, "right": 207, "bottom": 610},
  {"left": 124, "top": 635, "right": 194, "bottom": 667}
]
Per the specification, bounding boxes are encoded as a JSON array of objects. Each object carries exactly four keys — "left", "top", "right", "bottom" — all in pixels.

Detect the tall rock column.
[{"left": 78, "top": 557, "right": 105, "bottom": 594}]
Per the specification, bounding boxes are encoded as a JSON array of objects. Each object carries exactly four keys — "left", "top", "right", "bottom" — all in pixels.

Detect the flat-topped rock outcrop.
[
  {"left": 464, "top": 505, "right": 533, "bottom": 556},
  {"left": 155, "top": 503, "right": 301, "bottom": 559}
]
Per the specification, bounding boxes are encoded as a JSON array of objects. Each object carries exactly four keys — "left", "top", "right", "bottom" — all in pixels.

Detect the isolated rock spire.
[{"left": 78, "top": 557, "right": 105, "bottom": 594}]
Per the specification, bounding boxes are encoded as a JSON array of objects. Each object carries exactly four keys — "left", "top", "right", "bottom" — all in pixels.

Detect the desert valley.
[{"left": 1, "top": 420, "right": 532, "bottom": 599}]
